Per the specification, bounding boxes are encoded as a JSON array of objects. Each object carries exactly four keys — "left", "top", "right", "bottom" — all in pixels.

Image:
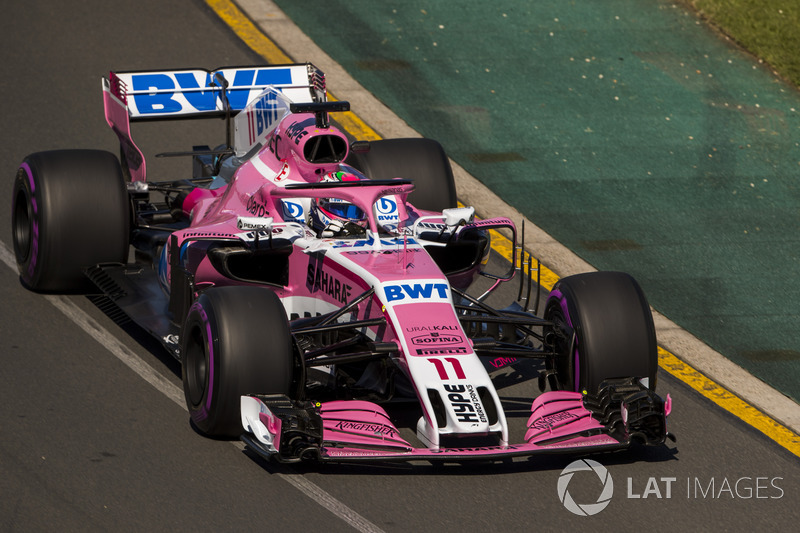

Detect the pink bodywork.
[{"left": 105, "top": 70, "right": 669, "bottom": 461}]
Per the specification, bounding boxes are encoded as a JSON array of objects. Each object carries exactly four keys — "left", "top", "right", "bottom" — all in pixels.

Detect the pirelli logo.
[{"left": 416, "top": 347, "right": 468, "bottom": 356}]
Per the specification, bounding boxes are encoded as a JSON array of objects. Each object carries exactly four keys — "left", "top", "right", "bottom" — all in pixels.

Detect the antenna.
[{"left": 290, "top": 101, "right": 351, "bottom": 128}]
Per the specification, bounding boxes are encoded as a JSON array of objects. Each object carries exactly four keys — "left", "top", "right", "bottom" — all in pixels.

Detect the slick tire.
[
  {"left": 544, "top": 271, "right": 658, "bottom": 394},
  {"left": 346, "top": 138, "right": 457, "bottom": 212},
  {"left": 181, "top": 286, "right": 295, "bottom": 438},
  {"left": 12, "top": 150, "right": 130, "bottom": 292}
]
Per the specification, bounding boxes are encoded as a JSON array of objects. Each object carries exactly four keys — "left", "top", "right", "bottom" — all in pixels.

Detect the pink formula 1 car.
[{"left": 12, "top": 63, "right": 672, "bottom": 463}]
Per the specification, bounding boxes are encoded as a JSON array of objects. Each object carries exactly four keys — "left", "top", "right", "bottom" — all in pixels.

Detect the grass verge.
[{"left": 684, "top": 0, "right": 800, "bottom": 87}]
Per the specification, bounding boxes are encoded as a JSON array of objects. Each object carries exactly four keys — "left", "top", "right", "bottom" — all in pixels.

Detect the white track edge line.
[{"left": 1, "top": 240, "right": 385, "bottom": 533}]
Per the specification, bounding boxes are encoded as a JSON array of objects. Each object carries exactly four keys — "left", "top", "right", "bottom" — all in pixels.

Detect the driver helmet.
[{"left": 309, "top": 171, "right": 367, "bottom": 237}]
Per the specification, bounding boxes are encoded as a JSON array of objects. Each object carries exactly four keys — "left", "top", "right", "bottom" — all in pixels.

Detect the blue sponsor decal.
[
  {"left": 227, "top": 68, "right": 292, "bottom": 109},
  {"left": 228, "top": 69, "right": 255, "bottom": 109},
  {"left": 384, "top": 283, "right": 449, "bottom": 302},
  {"left": 252, "top": 91, "right": 281, "bottom": 139},
  {"left": 282, "top": 200, "right": 304, "bottom": 220},
  {"left": 285, "top": 118, "right": 315, "bottom": 144},
  {"left": 331, "top": 235, "right": 417, "bottom": 248},
  {"left": 174, "top": 72, "right": 218, "bottom": 111},
  {"left": 376, "top": 197, "right": 399, "bottom": 222},
  {"left": 130, "top": 68, "right": 293, "bottom": 115},
  {"left": 376, "top": 197, "right": 396, "bottom": 214},
  {"left": 131, "top": 74, "right": 182, "bottom": 114}
]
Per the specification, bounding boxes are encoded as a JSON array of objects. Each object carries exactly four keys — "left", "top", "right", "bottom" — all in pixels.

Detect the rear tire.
[
  {"left": 347, "top": 138, "right": 457, "bottom": 212},
  {"left": 181, "top": 286, "right": 295, "bottom": 438},
  {"left": 544, "top": 271, "right": 657, "bottom": 394},
  {"left": 12, "top": 150, "right": 130, "bottom": 292}
]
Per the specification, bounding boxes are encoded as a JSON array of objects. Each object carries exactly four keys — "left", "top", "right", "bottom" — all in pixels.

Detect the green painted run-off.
[{"left": 273, "top": 0, "right": 800, "bottom": 401}]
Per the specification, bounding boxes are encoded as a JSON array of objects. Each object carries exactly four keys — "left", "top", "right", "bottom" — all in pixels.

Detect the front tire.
[
  {"left": 544, "top": 271, "right": 657, "bottom": 394},
  {"left": 181, "top": 286, "right": 295, "bottom": 438},
  {"left": 12, "top": 150, "right": 130, "bottom": 292}
]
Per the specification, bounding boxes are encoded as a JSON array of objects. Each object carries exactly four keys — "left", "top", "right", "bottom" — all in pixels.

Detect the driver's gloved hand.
[{"left": 321, "top": 220, "right": 366, "bottom": 238}]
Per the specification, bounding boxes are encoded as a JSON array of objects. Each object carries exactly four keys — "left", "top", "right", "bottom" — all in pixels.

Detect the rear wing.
[
  {"left": 110, "top": 64, "right": 324, "bottom": 119},
  {"left": 103, "top": 63, "right": 326, "bottom": 181}
]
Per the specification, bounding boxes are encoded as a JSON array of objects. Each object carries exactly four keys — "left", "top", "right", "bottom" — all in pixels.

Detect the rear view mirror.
[
  {"left": 456, "top": 218, "right": 517, "bottom": 282},
  {"left": 413, "top": 215, "right": 518, "bottom": 283},
  {"left": 442, "top": 206, "right": 475, "bottom": 226}
]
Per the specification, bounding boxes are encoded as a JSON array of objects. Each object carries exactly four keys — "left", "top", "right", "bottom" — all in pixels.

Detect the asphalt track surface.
[{"left": 1, "top": 1, "right": 799, "bottom": 532}]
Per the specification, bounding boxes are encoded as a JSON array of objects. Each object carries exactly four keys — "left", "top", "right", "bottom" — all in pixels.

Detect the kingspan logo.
[{"left": 557, "top": 459, "right": 614, "bottom": 516}]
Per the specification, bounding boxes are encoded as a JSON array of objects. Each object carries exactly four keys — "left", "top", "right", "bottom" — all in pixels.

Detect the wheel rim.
[
  {"left": 185, "top": 327, "right": 209, "bottom": 407},
  {"left": 12, "top": 187, "right": 32, "bottom": 264}
]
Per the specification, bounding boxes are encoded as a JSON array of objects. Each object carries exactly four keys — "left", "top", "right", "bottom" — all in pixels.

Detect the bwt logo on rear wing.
[{"left": 112, "top": 63, "right": 325, "bottom": 119}]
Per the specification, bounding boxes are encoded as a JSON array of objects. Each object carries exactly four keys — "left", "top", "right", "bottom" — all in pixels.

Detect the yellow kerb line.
[
  {"left": 206, "top": 0, "right": 382, "bottom": 141},
  {"left": 206, "top": 0, "right": 800, "bottom": 457},
  {"left": 205, "top": 0, "right": 291, "bottom": 64}
]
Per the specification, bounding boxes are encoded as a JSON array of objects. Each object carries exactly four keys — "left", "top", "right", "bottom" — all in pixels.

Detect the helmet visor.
[{"left": 320, "top": 199, "right": 366, "bottom": 221}]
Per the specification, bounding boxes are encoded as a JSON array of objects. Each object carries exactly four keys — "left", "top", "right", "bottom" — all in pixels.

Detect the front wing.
[{"left": 240, "top": 379, "right": 672, "bottom": 463}]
